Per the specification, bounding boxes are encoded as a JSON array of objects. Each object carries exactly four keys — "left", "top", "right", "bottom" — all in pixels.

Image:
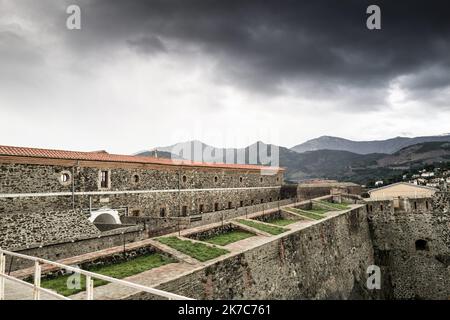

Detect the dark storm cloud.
[
  {"left": 49, "top": 0, "right": 449, "bottom": 109},
  {"left": 127, "top": 35, "right": 167, "bottom": 55},
  {"left": 3, "top": 0, "right": 450, "bottom": 109}
]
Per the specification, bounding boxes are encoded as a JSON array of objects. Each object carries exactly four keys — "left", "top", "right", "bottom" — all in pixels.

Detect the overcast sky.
[{"left": 1, "top": 0, "right": 450, "bottom": 154}]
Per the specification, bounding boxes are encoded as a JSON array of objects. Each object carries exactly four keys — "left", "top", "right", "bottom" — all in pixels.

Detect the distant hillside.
[
  {"left": 144, "top": 140, "right": 283, "bottom": 165},
  {"left": 136, "top": 140, "right": 450, "bottom": 185},
  {"left": 377, "top": 141, "right": 450, "bottom": 167},
  {"left": 291, "top": 134, "right": 450, "bottom": 154},
  {"left": 286, "top": 141, "right": 450, "bottom": 184},
  {"left": 134, "top": 150, "right": 181, "bottom": 160}
]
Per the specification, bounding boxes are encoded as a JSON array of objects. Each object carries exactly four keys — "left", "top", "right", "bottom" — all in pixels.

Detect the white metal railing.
[{"left": 0, "top": 248, "right": 193, "bottom": 301}]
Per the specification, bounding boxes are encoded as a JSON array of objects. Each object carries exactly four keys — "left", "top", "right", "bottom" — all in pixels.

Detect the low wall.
[
  {"left": 184, "top": 223, "right": 241, "bottom": 242},
  {"left": 6, "top": 226, "right": 146, "bottom": 271},
  {"left": 36, "top": 244, "right": 168, "bottom": 281},
  {"left": 335, "top": 193, "right": 365, "bottom": 204},
  {"left": 0, "top": 209, "right": 100, "bottom": 250},
  {"left": 122, "top": 216, "right": 190, "bottom": 237},
  {"left": 188, "top": 199, "right": 296, "bottom": 228},
  {"left": 122, "top": 199, "right": 295, "bottom": 237},
  {"left": 129, "top": 206, "right": 379, "bottom": 300},
  {"left": 297, "top": 184, "right": 362, "bottom": 201}
]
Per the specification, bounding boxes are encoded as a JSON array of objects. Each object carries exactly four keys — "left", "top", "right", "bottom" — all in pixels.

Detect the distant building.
[
  {"left": 297, "top": 181, "right": 362, "bottom": 201},
  {"left": 421, "top": 172, "right": 435, "bottom": 178},
  {"left": 368, "top": 182, "right": 438, "bottom": 200},
  {"left": 374, "top": 180, "right": 384, "bottom": 187},
  {"left": 426, "top": 182, "right": 440, "bottom": 188}
]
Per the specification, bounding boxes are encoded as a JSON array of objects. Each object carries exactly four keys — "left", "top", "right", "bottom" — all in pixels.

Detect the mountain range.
[
  {"left": 136, "top": 135, "right": 450, "bottom": 185},
  {"left": 291, "top": 134, "right": 450, "bottom": 154}
]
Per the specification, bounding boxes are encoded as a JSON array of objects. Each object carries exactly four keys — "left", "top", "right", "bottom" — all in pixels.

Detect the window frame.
[{"left": 98, "top": 169, "right": 111, "bottom": 190}]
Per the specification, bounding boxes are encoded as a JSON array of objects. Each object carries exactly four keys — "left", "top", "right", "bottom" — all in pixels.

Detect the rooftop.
[
  {"left": 0, "top": 145, "right": 283, "bottom": 171},
  {"left": 367, "top": 182, "right": 438, "bottom": 194}
]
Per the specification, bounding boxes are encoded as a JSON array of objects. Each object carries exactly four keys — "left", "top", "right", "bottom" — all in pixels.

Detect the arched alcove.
[
  {"left": 88, "top": 209, "right": 122, "bottom": 225},
  {"left": 415, "top": 239, "right": 429, "bottom": 251}
]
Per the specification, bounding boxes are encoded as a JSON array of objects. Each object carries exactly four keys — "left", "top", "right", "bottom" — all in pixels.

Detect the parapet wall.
[
  {"left": 297, "top": 183, "right": 362, "bottom": 201},
  {"left": 0, "top": 209, "right": 100, "bottom": 250}
]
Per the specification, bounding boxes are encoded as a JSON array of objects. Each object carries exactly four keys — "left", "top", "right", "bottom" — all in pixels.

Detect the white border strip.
[{"left": 0, "top": 186, "right": 281, "bottom": 198}]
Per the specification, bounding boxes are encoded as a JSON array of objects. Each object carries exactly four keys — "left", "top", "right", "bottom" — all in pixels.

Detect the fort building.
[
  {"left": 0, "top": 145, "right": 448, "bottom": 300},
  {"left": 0, "top": 145, "right": 286, "bottom": 252}
]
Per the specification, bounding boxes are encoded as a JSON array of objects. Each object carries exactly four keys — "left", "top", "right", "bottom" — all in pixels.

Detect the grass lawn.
[
  {"left": 236, "top": 219, "right": 287, "bottom": 235},
  {"left": 310, "top": 207, "right": 331, "bottom": 215},
  {"left": 203, "top": 230, "right": 255, "bottom": 246},
  {"left": 284, "top": 208, "right": 325, "bottom": 220},
  {"left": 265, "top": 218, "right": 297, "bottom": 226},
  {"left": 308, "top": 206, "right": 331, "bottom": 215},
  {"left": 40, "top": 253, "right": 176, "bottom": 297},
  {"left": 157, "top": 236, "right": 229, "bottom": 262},
  {"left": 316, "top": 200, "right": 350, "bottom": 211}
]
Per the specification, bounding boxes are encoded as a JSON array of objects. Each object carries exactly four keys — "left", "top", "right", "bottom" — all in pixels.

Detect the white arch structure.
[{"left": 88, "top": 209, "right": 121, "bottom": 225}]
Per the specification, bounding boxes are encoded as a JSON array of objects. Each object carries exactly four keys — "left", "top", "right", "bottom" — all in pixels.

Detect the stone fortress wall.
[
  {"left": 133, "top": 202, "right": 379, "bottom": 300},
  {"left": 0, "top": 162, "right": 284, "bottom": 217},
  {"left": 365, "top": 193, "right": 450, "bottom": 299},
  {"left": 1, "top": 146, "right": 448, "bottom": 299},
  {"left": 125, "top": 193, "right": 449, "bottom": 300}
]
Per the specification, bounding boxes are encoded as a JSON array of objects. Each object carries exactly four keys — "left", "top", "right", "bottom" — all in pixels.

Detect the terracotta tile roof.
[{"left": 0, "top": 145, "right": 283, "bottom": 171}]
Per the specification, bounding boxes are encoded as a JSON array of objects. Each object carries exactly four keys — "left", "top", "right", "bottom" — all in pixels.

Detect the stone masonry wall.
[
  {"left": 367, "top": 193, "right": 450, "bottom": 299},
  {"left": 0, "top": 188, "right": 282, "bottom": 218},
  {"left": 0, "top": 209, "right": 100, "bottom": 250},
  {"left": 131, "top": 206, "right": 378, "bottom": 300},
  {"left": 0, "top": 163, "right": 283, "bottom": 194},
  {"left": 0, "top": 162, "right": 285, "bottom": 218}
]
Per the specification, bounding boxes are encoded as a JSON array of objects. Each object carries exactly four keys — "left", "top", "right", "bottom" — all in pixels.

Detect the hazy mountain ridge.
[
  {"left": 152, "top": 140, "right": 282, "bottom": 165},
  {"left": 136, "top": 138, "right": 450, "bottom": 184},
  {"left": 134, "top": 150, "right": 181, "bottom": 160},
  {"left": 291, "top": 134, "right": 450, "bottom": 154}
]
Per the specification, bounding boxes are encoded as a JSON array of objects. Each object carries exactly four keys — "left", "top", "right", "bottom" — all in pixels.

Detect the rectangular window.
[
  {"left": 251, "top": 200, "right": 254, "bottom": 205},
  {"left": 240, "top": 201, "right": 244, "bottom": 207},
  {"left": 160, "top": 207, "right": 166, "bottom": 217},
  {"left": 131, "top": 209, "right": 140, "bottom": 217},
  {"left": 228, "top": 201, "right": 232, "bottom": 209},
  {"left": 181, "top": 206, "right": 188, "bottom": 216},
  {"left": 199, "top": 204, "right": 204, "bottom": 213},
  {"left": 214, "top": 203, "right": 219, "bottom": 211},
  {"left": 100, "top": 170, "right": 109, "bottom": 188}
]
